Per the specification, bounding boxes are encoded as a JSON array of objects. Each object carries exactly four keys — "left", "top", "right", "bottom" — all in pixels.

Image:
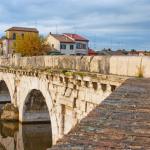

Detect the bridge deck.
[{"left": 51, "top": 78, "right": 150, "bottom": 150}]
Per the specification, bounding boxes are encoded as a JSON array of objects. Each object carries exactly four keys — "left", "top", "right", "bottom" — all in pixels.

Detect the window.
[
  {"left": 21, "top": 33, "right": 24, "bottom": 39},
  {"left": 76, "top": 43, "right": 87, "bottom": 49},
  {"left": 70, "top": 45, "right": 74, "bottom": 50},
  {"left": 60, "top": 44, "right": 66, "bottom": 49},
  {"left": 52, "top": 44, "right": 54, "bottom": 48},
  {"left": 13, "top": 33, "right": 16, "bottom": 40},
  {"left": 76, "top": 43, "right": 81, "bottom": 49},
  {"left": 83, "top": 44, "right": 86, "bottom": 49}
]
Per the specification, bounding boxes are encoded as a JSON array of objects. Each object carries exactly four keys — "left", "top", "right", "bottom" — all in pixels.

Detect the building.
[
  {"left": 2, "top": 27, "right": 39, "bottom": 56},
  {"left": 0, "top": 39, "right": 3, "bottom": 55},
  {"left": 88, "top": 48, "right": 96, "bottom": 56},
  {"left": 128, "top": 50, "right": 146, "bottom": 56},
  {"left": 46, "top": 33, "right": 89, "bottom": 55},
  {"left": 96, "top": 49, "right": 128, "bottom": 56},
  {"left": 64, "top": 33, "right": 89, "bottom": 55}
]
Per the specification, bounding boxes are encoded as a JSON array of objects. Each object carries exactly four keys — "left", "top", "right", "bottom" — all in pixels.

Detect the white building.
[{"left": 46, "top": 33, "right": 89, "bottom": 55}]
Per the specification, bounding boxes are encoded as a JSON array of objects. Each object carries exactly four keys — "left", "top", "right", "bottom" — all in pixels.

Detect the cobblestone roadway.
[{"left": 51, "top": 78, "right": 150, "bottom": 150}]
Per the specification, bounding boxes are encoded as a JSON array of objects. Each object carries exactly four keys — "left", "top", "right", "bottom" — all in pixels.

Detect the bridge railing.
[{"left": 0, "top": 54, "right": 150, "bottom": 78}]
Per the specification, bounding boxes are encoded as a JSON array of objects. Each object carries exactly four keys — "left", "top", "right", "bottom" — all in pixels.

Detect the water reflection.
[{"left": 0, "top": 122, "right": 52, "bottom": 150}]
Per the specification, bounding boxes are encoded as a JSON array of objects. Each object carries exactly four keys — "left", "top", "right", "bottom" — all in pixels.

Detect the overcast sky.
[{"left": 0, "top": 0, "right": 150, "bottom": 50}]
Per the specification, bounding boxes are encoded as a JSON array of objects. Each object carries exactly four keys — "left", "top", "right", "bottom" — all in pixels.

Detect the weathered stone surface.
[
  {"left": 0, "top": 67, "right": 124, "bottom": 144},
  {"left": 1, "top": 104, "right": 19, "bottom": 121},
  {"left": 0, "top": 144, "right": 5, "bottom": 150},
  {"left": 50, "top": 78, "right": 150, "bottom": 150},
  {"left": 35, "top": 56, "right": 45, "bottom": 67},
  {"left": 1, "top": 56, "right": 150, "bottom": 148},
  {"left": 141, "top": 56, "right": 150, "bottom": 78},
  {"left": 110, "top": 56, "right": 128, "bottom": 75},
  {"left": 80, "top": 56, "right": 91, "bottom": 72},
  {"left": 2, "top": 55, "right": 150, "bottom": 77},
  {"left": 127, "top": 56, "right": 142, "bottom": 76},
  {"left": 109, "top": 56, "right": 142, "bottom": 77},
  {"left": 90, "top": 56, "right": 110, "bottom": 74}
]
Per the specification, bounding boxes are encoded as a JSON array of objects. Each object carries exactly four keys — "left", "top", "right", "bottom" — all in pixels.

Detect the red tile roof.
[
  {"left": 5, "top": 27, "right": 39, "bottom": 33},
  {"left": 51, "top": 34, "right": 75, "bottom": 43},
  {"left": 64, "top": 33, "right": 89, "bottom": 42},
  {"left": 88, "top": 48, "right": 96, "bottom": 56}
]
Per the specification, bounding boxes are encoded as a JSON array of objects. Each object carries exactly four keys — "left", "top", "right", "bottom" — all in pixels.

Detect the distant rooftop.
[
  {"left": 5, "top": 27, "right": 39, "bottom": 33},
  {"left": 50, "top": 33, "right": 75, "bottom": 43},
  {"left": 64, "top": 33, "right": 89, "bottom": 42}
]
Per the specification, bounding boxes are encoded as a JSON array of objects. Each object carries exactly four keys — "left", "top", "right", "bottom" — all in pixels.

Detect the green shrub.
[{"left": 137, "top": 66, "right": 144, "bottom": 78}]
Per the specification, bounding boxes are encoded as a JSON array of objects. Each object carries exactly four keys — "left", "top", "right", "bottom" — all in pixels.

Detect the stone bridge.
[
  {"left": 0, "top": 55, "right": 150, "bottom": 147},
  {"left": 0, "top": 67, "right": 124, "bottom": 144}
]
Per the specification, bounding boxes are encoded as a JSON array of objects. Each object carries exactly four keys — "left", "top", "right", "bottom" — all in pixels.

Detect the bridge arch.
[
  {"left": 22, "top": 89, "right": 51, "bottom": 122},
  {"left": 18, "top": 79, "right": 59, "bottom": 144},
  {"left": 0, "top": 80, "right": 12, "bottom": 103},
  {"left": 0, "top": 73, "right": 15, "bottom": 104}
]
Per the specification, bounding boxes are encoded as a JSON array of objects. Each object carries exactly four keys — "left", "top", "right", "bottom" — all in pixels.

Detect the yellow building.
[
  {"left": 2, "top": 27, "right": 39, "bottom": 56},
  {"left": 5, "top": 27, "right": 39, "bottom": 40}
]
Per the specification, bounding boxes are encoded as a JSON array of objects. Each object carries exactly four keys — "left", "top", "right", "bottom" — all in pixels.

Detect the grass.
[
  {"left": 137, "top": 66, "right": 144, "bottom": 78},
  {"left": 61, "top": 69, "right": 86, "bottom": 77}
]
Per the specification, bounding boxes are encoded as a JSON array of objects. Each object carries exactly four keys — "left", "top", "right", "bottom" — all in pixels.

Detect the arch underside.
[
  {"left": 23, "top": 89, "right": 50, "bottom": 123},
  {"left": 0, "top": 81, "right": 11, "bottom": 104}
]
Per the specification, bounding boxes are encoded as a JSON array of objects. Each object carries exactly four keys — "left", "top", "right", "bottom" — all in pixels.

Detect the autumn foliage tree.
[{"left": 13, "top": 33, "right": 50, "bottom": 56}]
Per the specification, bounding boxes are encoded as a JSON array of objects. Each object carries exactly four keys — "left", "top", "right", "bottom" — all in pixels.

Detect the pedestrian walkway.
[{"left": 50, "top": 78, "right": 150, "bottom": 150}]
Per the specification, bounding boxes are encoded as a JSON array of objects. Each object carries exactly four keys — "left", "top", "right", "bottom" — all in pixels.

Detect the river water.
[
  {"left": 0, "top": 121, "right": 52, "bottom": 150},
  {"left": 0, "top": 83, "right": 53, "bottom": 150}
]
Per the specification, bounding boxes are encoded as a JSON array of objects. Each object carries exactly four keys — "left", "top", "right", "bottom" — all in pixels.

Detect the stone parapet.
[{"left": 1, "top": 55, "right": 150, "bottom": 77}]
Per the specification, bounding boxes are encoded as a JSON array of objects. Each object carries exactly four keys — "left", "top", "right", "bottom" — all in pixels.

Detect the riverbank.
[
  {"left": 0, "top": 103, "right": 19, "bottom": 121},
  {"left": 0, "top": 104, "right": 4, "bottom": 114}
]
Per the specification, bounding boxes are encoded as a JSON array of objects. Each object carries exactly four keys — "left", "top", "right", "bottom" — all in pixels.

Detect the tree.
[
  {"left": 13, "top": 33, "right": 51, "bottom": 56},
  {"left": 131, "top": 49, "right": 136, "bottom": 52}
]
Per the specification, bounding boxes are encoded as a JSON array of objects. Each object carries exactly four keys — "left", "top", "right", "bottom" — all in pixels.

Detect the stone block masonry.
[
  {"left": 0, "top": 55, "right": 150, "bottom": 148},
  {"left": 50, "top": 78, "right": 150, "bottom": 150},
  {"left": 0, "top": 66, "right": 126, "bottom": 144},
  {"left": 1, "top": 55, "right": 150, "bottom": 77}
]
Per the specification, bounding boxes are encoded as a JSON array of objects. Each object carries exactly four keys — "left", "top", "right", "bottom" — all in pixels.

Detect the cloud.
[{"left": 0, "top": 0, "right": 150, "bottom": 50}]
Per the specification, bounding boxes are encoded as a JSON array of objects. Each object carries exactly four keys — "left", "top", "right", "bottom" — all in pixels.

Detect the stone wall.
[
  {"left": 1, "top": 55, "right": 150, "bottom": 77},
  {"left": 0, "top": 67, "right": 126, "bottom": 143},
  {"left": 50, "top": 78, "right": 150, "bottom": 150}
]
